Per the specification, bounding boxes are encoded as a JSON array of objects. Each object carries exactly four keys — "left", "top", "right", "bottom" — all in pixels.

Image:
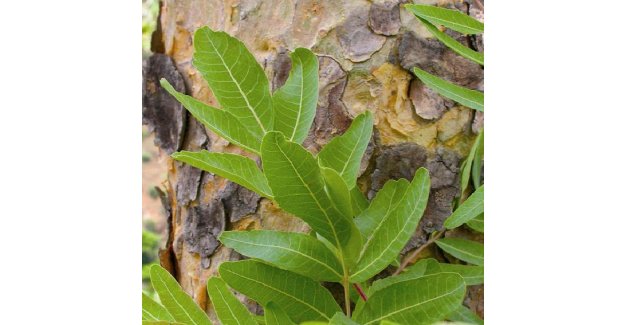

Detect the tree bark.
[{"left": 143, "top": 0, "right": 484, "bottom": 321}]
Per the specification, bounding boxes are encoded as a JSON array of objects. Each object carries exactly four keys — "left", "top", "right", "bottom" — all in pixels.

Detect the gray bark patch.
[
  {"left": 337, "top": 6, "right": 387, "bottom": 62},
  {"left": 184, "top": 202, "right": 225, "bottom": 269},
  {"left": 409, "top": 77, "right": 455, "bottom": 120},
  {"left": 369, "top": 0, "right": 401, "bottom": 36},
  {"left": 222, "top": 183, "right": 261, "bottom": 223},
  {"left": 142, "top": 53, "right": 187, "bottom": 154},
  {"left": 369, "top": 142, "right": 428, "bottom": 198}
]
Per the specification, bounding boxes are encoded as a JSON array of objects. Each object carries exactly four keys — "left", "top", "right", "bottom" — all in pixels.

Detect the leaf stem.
[
  {"left": 393, "top": 230, "right": 445, "bottom": 275},
  {"left": 342, "top": 276, "right": 351, "bottom": 317},
  {"left": 353, "top": 283, "right": 367, "bottom": 301}
]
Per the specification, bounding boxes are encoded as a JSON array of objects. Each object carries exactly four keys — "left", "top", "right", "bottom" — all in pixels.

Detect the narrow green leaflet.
[
  {"left": 161, "top": 79, "right": 261, "bottom": 154},
  {"left": 321, "top": 167, "right": 353, "bottom": 219},
  {"left": 143, "top": 321, "right": 186, "bottom": 325},
  {"left": 460, "top": 130, "right": 483, "bottom": 193},
  {"left": 404, "top": 4, "right": 484, "bottom": 35},
  {"left": 171, "top": 150, "right": 272, "bottom": 198},
  {"left": 219, "top": 260, "right": 342, "bottom": 323},
  {"left": 354, "top": 179, "right": 410, "bottom": 239},
  {"left": 264, "top": 302, "right": 296, "bottom": 325},
  {"left": 206, "top": 277, "right": 257, "bottom": 325},
  {"left": 368, "top": 258, "right": 441, "bottom": 296},
  {"left": 466, "top": 214, "right": 484, "bottom": 233},
  {"left": 439, "top": 264, "right": 484, "bottom": 285},
  {"left": 444, "top": 185, "right": 484, "bottom": 229},
  {"left": 448, "top": 305, "right": 484, "bottom": 325},
  {"left": 142, "top": 292, "right": 174, "bottom": 321},
  {"left": 350, "top": 186, "right": 369, "bottom": 216},
  {"left": 318, "top": 111, "right": 374, "bottom": 188},
  {"left": 412, "top": 67, "right": 483, "bottom": 111},
  {"left": 219, "top": 230, "right": 343, "bottom": 282},
  {"left": 416, "top": 16, "right": 483, "bottom": 65},
  {"left": 273, "top": 48, "right": 319, "bottom": 144},
  {"left": 435, "top": 238, "right": 484, "bottom": 266},
  {"left": 471, "top": 130, "right": 484, "bottom": 190},
  {"left": 351, "top": 168, "right": 430, "bottom": 282},
  {"left": 261, "top": 131, "right": 358, "bottom": 253},
  {"left": 328, "top": 313, "right": 359, "bottom": 325},
  {"left": 354, "top": 273, "right": 465, "bottom": 325},
  {"left": 149, "top": 265, "right": 211, "bottom": 325},
  {"left": 193, "top": 26, "right": 273, "bottom": 134}
]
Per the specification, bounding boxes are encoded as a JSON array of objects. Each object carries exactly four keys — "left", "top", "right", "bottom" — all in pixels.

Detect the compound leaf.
[
  {"left": 273, "top": 48, "right": 319, "bottom": 144},
  {"left": 412, "top": 67, "right": 483, "bottom": 111},
  {"left": 444, "top": 185, "right": 484, "bottom": 229},
  {"left": 219, "top": 260, "right": 341, "bottom": 323},
  {"left": 354, "top": 273, "right": 465, "bottom": 325},
  {"left": 318, "top": 111, "right": 374, "bottom": 188},
  {"left": 142, "top": 292, "right": 174, "bottom": 321},
  {"left": 351, "top": 168, "right": 430, "bottom": 283},
  {"left": 405, "top": 4, "right": 484, "bottom": 34},
  {"left": 193, "top": 26, "right": 273, "bottom": 135},
  {"left": 150, "top": 265, "right": 211, "bottom": 325},
  {"left": 435, "top": 238, "right": 484, "bottom": 265},
  {"left": 206, "top": 277, "right": 257, "bottom": 325},
  {"left": 261, "top": 131, "right": 359, "bottom": 254},
  {"left": 161, "top": 79, "right": 261, "bottom": 154},
  {"left": 219, "top": 230, "right": 343, "bottom": 282}
]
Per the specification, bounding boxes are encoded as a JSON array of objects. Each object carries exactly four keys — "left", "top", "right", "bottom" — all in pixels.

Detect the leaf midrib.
[
  {"left": 203, "top": 29, "right": 267, "bottom": 133},
  {"left": 416, "top": 69, "right": 483, "bottom": 108},
  {"left": 223, "top": 237, "right": 342, "bottom": 280},
  {"left": 437, "top": 241, "right": 483, "bottom": 261},
  {"left": 154, "top": 270, "right": 199, "bottom": 325},
  {"left": 222, "top": 268, "right": 331, "bottom": 321},
  {"left": 410, "top": 8, "right": 483, "bottom": 34},
  {"left": 213, "top": 283, "right": 243, "bottom": 325},
  {"left": 352, "top": 177, "right": 427, "bottom": 279},
  {"left": 362, "top": 279, "right": 464, "bottom": 325}
]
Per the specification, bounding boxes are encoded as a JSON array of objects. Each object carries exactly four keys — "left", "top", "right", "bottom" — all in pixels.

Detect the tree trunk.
[{"left": 143, "top": 0, "right": 484, "bottom": 321}]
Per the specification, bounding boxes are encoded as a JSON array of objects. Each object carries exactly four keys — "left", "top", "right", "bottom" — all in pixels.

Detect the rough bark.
[{"left": 143, "top": 0, "right": 484, "bottom": 321}]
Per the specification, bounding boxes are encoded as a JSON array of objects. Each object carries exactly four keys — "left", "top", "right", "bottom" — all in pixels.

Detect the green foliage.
[
  {"left": 220, "top": 260, "right": 342, "bottom": 323},
  {"left": 153, "top": 25, "right": 485, "bottom": 325},
  {"left": 435, "top": 238, "right": 484, "bottom": 266},
  {"left": 207, "top": 277, "right": 257, "bottom": 325},
  {"left": 406, "top": 4, "right": 484, "bottom": 111},
  {"left": 444, "top": 185, "right": 484, "bottom": 229},
  {"left": 149, "top": 265, "right": 212, "bottom": 324}
]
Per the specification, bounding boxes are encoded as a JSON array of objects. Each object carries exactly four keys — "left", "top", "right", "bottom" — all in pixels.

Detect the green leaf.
[
  {"left": 415, "top": 16, "right": 483, "bottom": 65},
  {"left": 219, "top": 260, "right": 342, "bottom": 323},
  {"left": 172, "top": 150, "right": 272, "bottom": 198},
  {"left": 351, "top": 168, "right": 430, "bottom": 282},
  {"left": 161, "top": 79, "right": 261, "bottom": 154},
  {"left": 466, "top": 214, "right": 484, "bottom": 233},
  {"left": 273, "top": 48, "right": 319, "bottom": 144},
  {"left": 149, "top": 265, "right": 211, "bottom": 325},
  {"left": 350, "top": 186, "right": 369, "bottom": 216},
  {"left": 206, "top": 277, "right": 257, "bottom": 325},
  {"left": 439, "top": 264, "right": 484, "bottom": 286},
  {"left": 412, "top": 67, "right": 483, "bottom": 111},
  {"left": 368, "top": 258, "right": 441, "bottom": 296},
  {"left": 471, "top": 131, "right": 484, "bottom": 190},
  {"left": 460, "top": 130, "right": 483, "bottom": 194},
  {"left": 219, "top": 230, "right": 343, "bottom": 282},
  {"left": 404, "top": 4, "right": 484, "bottom": 35},
  {"left": 318, "top": 111, "right": 374, "bottom": 188},
  {"left": 444, "top": 185, "right": 484, "bottom": 229},
  {"left": 142, "top": 292, "right": 174, "bottom": 321},
  {"left": 320, "top": 167, "right": 353, "bottom": 219},
  {"left": 193, "top": 26, "right": 273, "bottom": 134},
  {"left": 354, "top": 179, "right": 410, "bottom": 240},
  {"left": 435, "top": 238, "right": 484, "bottom": 265},
  {"left": 264, "top": 302, "right": 296, "bottom": 325},
  {"left": 329, "top": 313, "right": 359, "bottom": 325},
  {"left": 448, "top": 305, "right": 483, "bottom": 325},
  {"left": 261, "top": 131, "right": 359, "bottom": 254},
  {"left": 354, "top": 273, "right": 466, "bottom": 325},
  {"left": 142, "top": 321, "right": 186, "bottom": 325}
]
